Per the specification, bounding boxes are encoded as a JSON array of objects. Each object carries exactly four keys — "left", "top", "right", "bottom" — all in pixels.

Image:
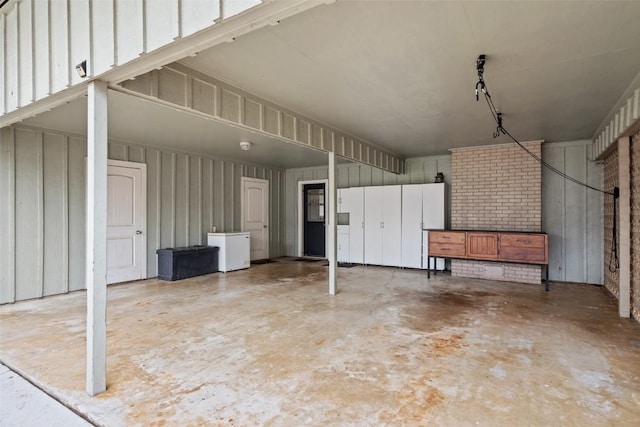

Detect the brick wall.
[
  {"left": 603, "top": 147, "right": 619, "bottom": 299},
  {"left": 631, "top": 131, "right": 639, "bottom": 321},
  {"left": 450, "top": 141, "right": 542, "bottom": 284}
]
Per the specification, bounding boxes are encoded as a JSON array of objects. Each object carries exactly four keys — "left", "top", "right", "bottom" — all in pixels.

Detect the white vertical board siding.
[
  {"left": 145, "top": 0, "right": 179, "bottom": 53},
  {"left": 181, "top": 0, "right": 220, "bottom": 38},
  {"left": 69, "top": 0, "right": 90, "bottom": 86},
  {"left": 33, "top": 2, "right": 50, "bottom": 100},
  {"left": 222, "top": 0, "right": 260, "bottom": 19},
  {"left": 283, "top": 156, "right": 451, "bottom": 256},
  {"left": 115, "top": 0, "right": 144, "bottom": 65},
  {"left": 5, "top": 5, "right": 18, "bottom": 112},
  {"left": 0, "top": 127, "right": 16, "bottom": 303},
  {"left": 91, "top": 0, "right": 115, "bottom": 76},
  {"left": 14, "top": 128, "right": 43, "bottom": 300},
  {"left": 17, "top": 0, "right": 33, "bottom": 107},
  {"left": 542, "top": 141, "right": 603, "bottom": 284},
  {"left": 1, "top": 124, "right": 287, "bottom": 302},
  {"left": 49, "top": 0, "right": 69, "bottom": 94},
  {"left": 1, "top": 0, "right": 266, "bottom": 118}
]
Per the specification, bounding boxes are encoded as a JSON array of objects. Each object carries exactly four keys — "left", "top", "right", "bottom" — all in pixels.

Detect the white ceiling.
[
  {"left": 23, "top": 90, "right": 330, "bottom": 169},
  {"left": 181, "top": 0, "right": 640, "bottom": 157}
]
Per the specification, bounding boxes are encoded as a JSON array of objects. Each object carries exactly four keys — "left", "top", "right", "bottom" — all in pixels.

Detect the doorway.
[
  {"left": 302, "top": 183, "right": 326, "bottom": 257},
  {"left": 107, "top": 160, "right": 147, "bottom": 284},
  {"left": 241, "top": 177, "right": 270, "bottom": 261}
]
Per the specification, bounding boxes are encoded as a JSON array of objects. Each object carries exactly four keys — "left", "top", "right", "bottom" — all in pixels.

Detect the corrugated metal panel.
[
  {"left": 542, "top": 141, "right": 603, "bottom": 284},
  {"left": 0, "top": 124, "right": 287, "bottom": 303}
]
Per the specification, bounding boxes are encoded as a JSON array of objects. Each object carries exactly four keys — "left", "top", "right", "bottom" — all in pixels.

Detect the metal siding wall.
[
  {"left": 542, "top": 141, "right": 604, "bottom": 284},
  {"left": 1, "top": 125, "right": 286, "bottom": 303}
]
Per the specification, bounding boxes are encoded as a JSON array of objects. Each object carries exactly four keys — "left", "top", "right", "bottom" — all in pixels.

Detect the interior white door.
[
  {"left": 242, "top": 177, "right": 269, "bottom": 260},
  {"left": 381, "top": 185, "right": 402, "bottom": 267},
  {"left": 401, "top": 184, "right": 423, "bottom": 269},
  {"left": 107, "top": 161, "right": 146, "bottom": 284}
]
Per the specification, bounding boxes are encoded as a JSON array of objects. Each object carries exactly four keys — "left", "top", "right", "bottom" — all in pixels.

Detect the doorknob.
[{"left": 136, "top": 230, "right": 142, "bottom": 235}]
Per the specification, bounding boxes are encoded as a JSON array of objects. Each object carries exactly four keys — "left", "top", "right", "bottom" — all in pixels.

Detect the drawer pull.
[{"left": 516, "top": 239, "right": 531, "bottom": 244}]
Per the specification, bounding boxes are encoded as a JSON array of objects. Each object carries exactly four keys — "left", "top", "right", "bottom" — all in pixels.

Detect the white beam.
[
  {"left": 86, "top": 80, "right": 108, "bottom": 395},
  {"left": 617, "top": 136, "right": 631, "bottom": 318},
  {"left": 328, "top": 152, "right": 337, "bottom": 295}
]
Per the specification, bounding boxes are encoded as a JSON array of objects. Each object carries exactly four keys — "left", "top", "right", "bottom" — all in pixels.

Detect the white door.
[
  {"left": 107, "top": 160, "right": 146, "bottom": 284},
  {"left": 401, "top": 184, "right": 423, "bottom": 269},
  {"left": 242, "top": 177, "right": 269, "bottom": 261},
  {"left": 364, "top": 186, "right": 384, "bottom": 265},
  {"left": 381, "top": 185, "right": 402, "bottom": 267}
]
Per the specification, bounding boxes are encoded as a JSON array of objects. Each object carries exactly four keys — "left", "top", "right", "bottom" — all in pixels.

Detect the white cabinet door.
[
  {"left": 422, "top": 183, "right": 446, "bottom": 270},
  {"left": 381, "top": 185, "right": 402, "bottom": 266},
  {"left": 401, "top": 184, "right": 423, "bottom": 269},
  {"left": 337, "top": 227, "right": 350, "bottom": 263},
  {"left": 342, "top": 187, "right": 364, "bottom": 264},
  {"left": 364, "top": 186, "right": 383, "bottom": 265}
]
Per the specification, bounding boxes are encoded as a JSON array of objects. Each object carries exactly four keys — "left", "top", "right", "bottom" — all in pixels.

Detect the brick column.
[{"left": 450, "top": 141, "right": 542, "bottom": 284}]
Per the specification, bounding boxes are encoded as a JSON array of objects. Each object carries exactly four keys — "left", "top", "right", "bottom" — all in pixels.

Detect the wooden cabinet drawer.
[
  {"left": 499, "top": 246, "right": 547, "bottom": 263},
  {"left": 429, "top": 231, "right": 465, "bottom": 245},
  {"left": 429, "top": 242, "right": 466, "bottom": 257},
  {"left": 500, "top": 233, "right": 546, "bottom": 248}
]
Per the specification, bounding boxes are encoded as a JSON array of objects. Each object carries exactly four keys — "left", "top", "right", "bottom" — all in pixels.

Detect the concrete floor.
[
  {"left": 0, "top": 363, "right": 92, "bottom": 427},
  {"left": 0, "top": 258, "right": 639, "bottom": 427}
]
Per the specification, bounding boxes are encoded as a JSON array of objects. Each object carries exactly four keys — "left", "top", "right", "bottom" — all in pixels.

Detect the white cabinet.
[
  {"left": 422, "top": 183, "right": 445, "bottom": 270},
  {"left": 401, "top": 184, "right": 424, "bottom": 269},
  {"left": 364, "top": 185, "right": 402, "bottom": 266},
  {"left": 337, "top": 225, "right": 350, "bottom": 263},
  {"left": 337, "top": 187, "right": 364, "bottom": 264},
  {"left": 206, "top": 232, "right": 250, "bottom": 272},
  {"left": 401, "top": 183, "right": 446, "bottom": 270}
]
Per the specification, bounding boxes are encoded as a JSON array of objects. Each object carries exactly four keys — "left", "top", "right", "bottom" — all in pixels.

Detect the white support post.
[
  {"left": 86, "top": 80, "right": 108, "bottom": 395},
  {"left": 618, "top": 136, "right": 631, "bottom": 318},
  {"left": 328, "top": 152, "right": 337, "bottom": 295}
]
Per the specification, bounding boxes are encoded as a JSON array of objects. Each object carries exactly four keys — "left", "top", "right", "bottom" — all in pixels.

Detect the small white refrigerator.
[{"left": 207, "top": 232, "right": 251, "bottom": 272}]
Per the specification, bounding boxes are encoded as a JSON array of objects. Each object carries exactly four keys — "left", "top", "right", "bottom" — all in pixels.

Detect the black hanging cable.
[{"left": 474, "top": 55, "right": 620, "bottom": 271}]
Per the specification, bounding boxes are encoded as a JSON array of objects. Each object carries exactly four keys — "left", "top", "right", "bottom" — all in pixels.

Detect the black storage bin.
[{"left": 156, "top": 245, "right": 219, "bottom": 281}]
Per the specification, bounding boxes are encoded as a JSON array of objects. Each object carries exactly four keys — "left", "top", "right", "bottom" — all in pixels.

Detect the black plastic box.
[{"left": 156, "top": 245, "right": 219, "bottom": 281}]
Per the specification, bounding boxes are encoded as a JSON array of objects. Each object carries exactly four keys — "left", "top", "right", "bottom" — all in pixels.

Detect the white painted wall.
[{"left": 0, "top": 124, "right": 286, "bottom": 304}]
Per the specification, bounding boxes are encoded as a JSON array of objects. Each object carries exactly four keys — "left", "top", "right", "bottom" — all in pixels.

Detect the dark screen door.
[{"left": 303, "top": 183, "right": 326, "bottom": 257}]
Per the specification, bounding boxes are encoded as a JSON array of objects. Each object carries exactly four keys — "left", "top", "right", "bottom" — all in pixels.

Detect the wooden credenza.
[{"left": 427, "top": 230, "right": 549, "bottom": 290}]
